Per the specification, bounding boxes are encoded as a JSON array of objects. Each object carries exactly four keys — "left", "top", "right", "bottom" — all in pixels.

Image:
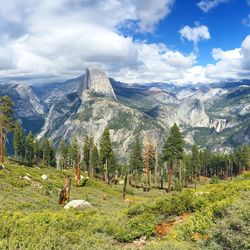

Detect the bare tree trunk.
[
  {"left": 149, "top": 170, "right": 151, "bottom": 190},
  {"left": 194, "top": 166, "right": 197, "bottom": 189},
  {"left": 105, "top": 157, "right": 108, "bottom": 184},
  {"left": 179, "top": 160, "right": 182, "bottom": 188},
  {"left": 230, "top": 160, "right": 233, "bottom": 180},
  {"left": 75, "top": 164, "right": 81, "bottom": 187},
  {"left": 167, "top": 163, "right": 173, "bottom": 193},
  {"left": 0, "top": 120, "right": 4, "bottom": 163},
  {"left": 123, "top": 173, "right": 128, "bottom": 199},
  {"left": 88, "top": 143, "right": 93, "bottom": 178},
  {"left": 154, "top": 149, "right": 158, "bottom": 188}
]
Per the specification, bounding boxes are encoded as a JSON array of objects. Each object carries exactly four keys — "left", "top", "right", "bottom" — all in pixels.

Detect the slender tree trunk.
[
  {"left": 75, "top": 164, "right": 81, "bottom": 187},
  {"left": 88, "top": 145, "right": 92, "bottom": 178},
  {"left": 0, "top": 121, "right": 4, "bottom": 163},
  {"left": 230, "top": 161, "right": 233, "bottom": 180},
  {"left": 167, "top": 163, "right": 173, "bottom": 193},
  {"left": 154, "top": 161, "right": 157, "bottom": 189},
  {"left": 105, "top": 157, "right": 108, "bottom": 184},
  {"left": 154, "top": 149, "right": 158, "bottom": 188},
  {"left": 149, "top": 170, "right": 151, "bottom": 190},
  {"left": 179, "top": 160, "right": 182, "bottom": 188},
  {"left": 194, "top": 165, "right": 197, "bottom": 189},
  {"left": 123, "top": 173, "right": 128, "bottom": 199}
]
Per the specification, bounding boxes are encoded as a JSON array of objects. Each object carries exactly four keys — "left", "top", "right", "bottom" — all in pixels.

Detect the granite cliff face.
[
  {"left": 0, "top": 83, "right": 47, "bottom": 134},
  {"left": 84, "top": 68, "right": 117, "bottom": 100},
  {"left": 1, "top": 69, "right": 250, "bottom": 157}
]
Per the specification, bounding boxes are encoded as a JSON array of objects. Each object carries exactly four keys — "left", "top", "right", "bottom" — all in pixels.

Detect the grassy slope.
[{"left": 0, "top": 160, "right": 249, "bottom": 250}]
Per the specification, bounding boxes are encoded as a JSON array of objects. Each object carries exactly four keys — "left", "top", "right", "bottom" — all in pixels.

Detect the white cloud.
[
  {"left": 198, "top": 35, "right": 250, "bottom": 82},
  {"left": 0, "top": 0, "right": 250, "bottom": 86},
  {"left": 113, "top": 43, "right": 196, "bottom": 83},
  {"left": 179, "top": 24, "right": 210, "bottom": 47},
  {"left": 197, "top": 0, "right": 228, "bottom": 12},
  {"left": 0, "top": 0, "right": 178, "bottom": 82},
  {"left": 133, "top": 0, "right": 175, "bottom": 32}
]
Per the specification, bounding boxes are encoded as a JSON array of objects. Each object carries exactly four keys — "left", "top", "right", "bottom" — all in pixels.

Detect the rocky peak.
[
  {"left": 84, "top": 68, "right": 117, "bottom": 100},
  {"left": 16, "top": 85, "right": 47, "bottom": 115}
]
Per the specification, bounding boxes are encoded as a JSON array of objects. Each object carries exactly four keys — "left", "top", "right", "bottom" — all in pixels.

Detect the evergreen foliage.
[
  {"left": 0, "top": 95, "right": 15, "bottom": 131},
  {"left": 99, "top": 127, "right": 116, "bottom": 178},
  {"left": 129, "top": 137, "right": 144, "bottom": 174}
]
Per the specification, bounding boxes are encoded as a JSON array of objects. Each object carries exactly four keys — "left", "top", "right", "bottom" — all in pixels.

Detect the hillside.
[
  {"left": 0, "top": 160, "right": 249, "bottom": 250},
  {"left": 2, "top": 70, "right": 249, "bottom": 159}
]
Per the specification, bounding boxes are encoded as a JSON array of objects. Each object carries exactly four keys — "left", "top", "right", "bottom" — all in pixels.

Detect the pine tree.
[
  {"left": 70, "top": 138, "right": 81, "bottom": 186},
  {"left": 162, "top": 123, "right": 184, "bottom": 193},
  {"left": 90, "top": 144, "right": 99, "bottom": 176},
  {"left": 40, "top": 137, "right": 51, "bottom": 166},
  {"left": 99, "top": 127, "right": 116, "bottom": 183},
  {"left": 0, "top": 96, "right": 15, "bottom": 162},
  {"left": 129, "top": 137, "right": 144, "bottom": 186},
  {"left": 49, "top": 146, "right": 57, "bottom": 168},
  {"left": 143, "top": 143, "right": 156, "bottom": 191},
  {"left": 71, "top": 138, "right": 79, "bottom": 166},
  {"left": 25, "top": 131, "right": 34, "bottom": 165},
  {"left": 58, "top": 139, "right": 68, "bottom": 169},
  {"left": 83, "top": 136, "right": 91, "bottom": 175},
  {"left": 13, "top": 122, "right": 25, "bottom": 162},
  {"left": 191, "top": 145, "right": 200, "bottom": 189},
  {"left": 33, "top": 139, "right": 41, "bottom": 165}
]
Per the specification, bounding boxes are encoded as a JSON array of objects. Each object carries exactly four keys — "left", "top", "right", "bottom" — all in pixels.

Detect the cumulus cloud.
[
  {"left": 0, "top": 0, "right": 250, "bottom": 85},
  {"left": 0, "top": 0, "right": 179, "bottom": 82},
  {"left": 179, "top": 24, "right": 210, "bottom": 53},
  {"left": 197, "top": 0, "right": 228, "bottom": 12},
  {"left": 179, "top": 24, "right": 210, "bottom": 44},
  {"left": 196, "top": 35, "right": 250, "bottom": 82},
  {"left": 132, "top": 0, "right": 175, "bottom": 32}
]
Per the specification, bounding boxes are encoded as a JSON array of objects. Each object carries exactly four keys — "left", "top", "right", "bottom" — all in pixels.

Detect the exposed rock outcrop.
[
  {"left": 64, "top": 200, "right": 91, "bottom": 209},
  {"left": 211, "top": 119, "right": 227, "bottom": 133},
  {"left": 84, "top": 68, "right": 117, "bottom": 100}
]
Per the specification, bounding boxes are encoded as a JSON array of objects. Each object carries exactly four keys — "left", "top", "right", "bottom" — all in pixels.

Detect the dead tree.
[
  {"left": 0, "top": 120, "right": 4, "bottom": 162},
  {"left": 75, "top": 154, "right": 81, "bottom": 187},
  {"left": 59, "top": 176, "right": 71, "bottom": 205},
  {"left": 123, "top": 173, "right": 128, "bottom": 199}
]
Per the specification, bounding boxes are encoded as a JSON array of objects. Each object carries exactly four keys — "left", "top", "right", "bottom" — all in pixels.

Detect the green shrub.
[{"left": 210, "top": 175, "right": 219, "bottom": 184}]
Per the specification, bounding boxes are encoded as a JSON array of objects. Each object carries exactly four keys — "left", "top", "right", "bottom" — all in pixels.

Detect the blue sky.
[
  {"left": 0, "top": 0, "right": 250, "bottom": 84},
  {"left": 132, "top": 0, "right": 250, "bottom": 65}
]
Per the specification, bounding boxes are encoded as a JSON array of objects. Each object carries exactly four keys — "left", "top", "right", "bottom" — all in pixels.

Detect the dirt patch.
[
  {"left": 155, "top": 222, "right": 173, "bottom": 236},
  {"left": 155, "top": 212, "right": 192, "bottom": 236}
]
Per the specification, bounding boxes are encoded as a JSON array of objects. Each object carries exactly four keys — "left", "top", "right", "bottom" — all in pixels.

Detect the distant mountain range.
[{"left": 1, "top": 69, "right": 250, "bottom": 159}]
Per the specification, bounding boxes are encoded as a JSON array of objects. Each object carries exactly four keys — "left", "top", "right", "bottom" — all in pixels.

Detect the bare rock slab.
[{"left": 64, "top": 200, "right": 91, "bottom": 210}]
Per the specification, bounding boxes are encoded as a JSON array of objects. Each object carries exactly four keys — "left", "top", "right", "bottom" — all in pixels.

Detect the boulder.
[
  {"left": 41, "top": 174, "right": 48, "bottom": 180},
  {"left": 64, "top": 200, "right": 91, "bottom": 210},
  {"left": 21, "top": 175, "right": 31, "bottom": 181}
]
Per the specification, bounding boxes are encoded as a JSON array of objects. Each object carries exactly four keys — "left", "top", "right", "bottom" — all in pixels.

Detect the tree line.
[
  {"left": 1, "top": 95, "right": 249, "bottom": 193},
  {"left": 128, "top": 124, "right": 250, "bottom": 192},
  {"left": 13, "top": 122, "right": 56, "bottom": 167}
]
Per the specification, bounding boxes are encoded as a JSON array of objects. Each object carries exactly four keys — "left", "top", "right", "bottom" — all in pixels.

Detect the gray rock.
[
  {"left": 64, "top": 200, "right": 91, "bottom": 210},
  {"left": 41, "top": 174, "right": 48, "bottom": 180}
]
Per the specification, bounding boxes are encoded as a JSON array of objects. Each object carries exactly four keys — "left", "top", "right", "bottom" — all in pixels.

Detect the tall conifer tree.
[
  {"left": 99, "top": 127, "right": 115, "bottom": 183},
  {"left": 162, "top": 123, "right": 184, "bottom": 193}
]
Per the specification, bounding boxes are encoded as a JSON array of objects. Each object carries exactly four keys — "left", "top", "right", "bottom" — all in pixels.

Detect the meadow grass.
[{"left": 0, "top": 160, "right": 249, "bottom": 249}]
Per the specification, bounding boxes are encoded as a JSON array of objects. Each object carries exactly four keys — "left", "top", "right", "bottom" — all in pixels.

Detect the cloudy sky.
[{"left": 0, "top": 0, "right": 250, "bottom": 84}]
